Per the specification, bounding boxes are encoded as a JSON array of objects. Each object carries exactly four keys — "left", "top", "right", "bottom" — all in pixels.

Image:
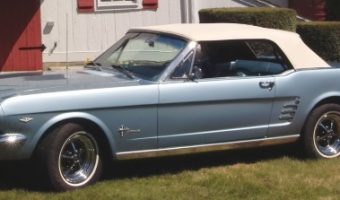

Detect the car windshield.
[{"left": 94, "top": 33, "right": 187, "bottom": 81}]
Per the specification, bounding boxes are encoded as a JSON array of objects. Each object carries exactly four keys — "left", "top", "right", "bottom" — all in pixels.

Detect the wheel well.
[
  {"left": 301, "top": 96, "right": 340, "bottom": 137},
  {"left": 313, "top": 96, "right": 340, "bottom": 109},
  {"left": 33, "top": 118, "right": 113, "bottom": 163}
]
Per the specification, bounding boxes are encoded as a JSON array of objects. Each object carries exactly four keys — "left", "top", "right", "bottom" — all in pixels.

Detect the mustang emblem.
[
  {"left": 118, "top": 125, "right": 141, "bottom": 137},
  {"left": 19, "top": 117, "right": 34, "bottom": 123}
]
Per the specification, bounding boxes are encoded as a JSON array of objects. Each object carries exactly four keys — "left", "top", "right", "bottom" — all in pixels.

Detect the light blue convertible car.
[{"left": 0, "top": 23, "right": 339, "bottom": 190}]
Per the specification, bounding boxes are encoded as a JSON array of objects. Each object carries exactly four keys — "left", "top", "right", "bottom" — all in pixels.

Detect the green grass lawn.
[{"left": 0, "top": 145, "right": 339, "bottom": 200}]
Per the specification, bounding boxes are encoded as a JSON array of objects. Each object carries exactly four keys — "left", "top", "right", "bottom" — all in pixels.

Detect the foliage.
[
  {"left": 297, "top": 22, "right": 340, "bottom": 61},
  {"left": 325, "top": 0, "right": 340, "bottom": 20},
  {"left": 199, "top": 7, "right": 297, "bottom": 31}
]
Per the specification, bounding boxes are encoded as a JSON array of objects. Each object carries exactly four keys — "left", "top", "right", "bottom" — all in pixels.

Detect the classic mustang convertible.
[{"left": 0, "top": 23, "right": 339, "bottom": 190}]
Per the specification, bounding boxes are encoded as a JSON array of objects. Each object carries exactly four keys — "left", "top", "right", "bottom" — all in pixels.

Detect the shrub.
[
  {"left": 297, "top": 22, "right": 340, "bottom": 61},
  {"left": 325, "top": 0, "right": 340, "bottom": 20},
  {"left": 199, "top": 7, "right": 297, "bottom": 31}
]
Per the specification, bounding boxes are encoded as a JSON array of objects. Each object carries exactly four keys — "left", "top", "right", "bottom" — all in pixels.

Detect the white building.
[{"left": 0, "top": 0, "right": 291, "bottom": 72}]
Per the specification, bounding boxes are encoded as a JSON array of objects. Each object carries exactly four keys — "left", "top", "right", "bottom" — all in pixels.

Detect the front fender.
[{"left": 30, "top": 112, "right": 116, "bottom": 157}]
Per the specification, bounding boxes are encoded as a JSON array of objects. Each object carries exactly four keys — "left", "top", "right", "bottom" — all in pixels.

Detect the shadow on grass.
[{"left": 0, "top": 143, "right": 305, "bottom": 192}]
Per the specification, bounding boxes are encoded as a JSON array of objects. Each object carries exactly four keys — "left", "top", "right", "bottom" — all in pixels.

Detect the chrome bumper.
[{"left": 0, "top": 133, "right": 27, "bottom": 160}]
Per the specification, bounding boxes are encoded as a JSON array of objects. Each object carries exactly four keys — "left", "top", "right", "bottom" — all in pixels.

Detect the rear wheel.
[
  {"left": 37, "top": 123, "right": 103, "bottom": 191},
  {"left": 304, "top": 104, "right": 340, "bottom": 158}
]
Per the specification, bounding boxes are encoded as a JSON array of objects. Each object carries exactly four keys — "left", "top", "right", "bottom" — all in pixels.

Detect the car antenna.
[{"left": 65, "top": 12, "right": 69, "bottom": 83}]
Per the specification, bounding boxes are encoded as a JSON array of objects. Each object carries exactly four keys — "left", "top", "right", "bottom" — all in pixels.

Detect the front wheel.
[
  {"left": 304, "top": 104, "right": 340, "bottom": 159},
  {"left": 37, "top": 123, "right": 103, "bottom": 191}
]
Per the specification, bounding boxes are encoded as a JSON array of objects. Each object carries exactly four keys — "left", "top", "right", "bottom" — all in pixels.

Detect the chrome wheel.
[
  {"left": 58, "top": 131, "right": 99, "bottom": 186},
  {"left": 313, "top": 111, "right": 340, "bottom": 158}
]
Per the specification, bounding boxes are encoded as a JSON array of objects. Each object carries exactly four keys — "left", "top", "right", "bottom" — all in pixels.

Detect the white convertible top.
[{"left": 130, "top": 23, "right": 330, "bottom": 69}]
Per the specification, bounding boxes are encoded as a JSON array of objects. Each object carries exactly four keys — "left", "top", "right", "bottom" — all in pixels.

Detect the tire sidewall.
[
  {"left": 39, "top": 123, "right": 102, "bottom": 191},
  {"left": 304, "top": 104, "right": 340, "bottom": 159}
]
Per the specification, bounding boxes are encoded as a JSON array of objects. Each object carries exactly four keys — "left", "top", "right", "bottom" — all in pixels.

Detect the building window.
[{"left": 97, "top": 0, "right": 141, "bottom": 10}]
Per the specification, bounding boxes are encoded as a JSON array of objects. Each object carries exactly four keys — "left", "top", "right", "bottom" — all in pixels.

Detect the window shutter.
[
  {"left": 143, "top": 0, "right": 158, "bottom": 10},
  {"left": 77, "top": 0, "right": 94, "bottom": 13}
]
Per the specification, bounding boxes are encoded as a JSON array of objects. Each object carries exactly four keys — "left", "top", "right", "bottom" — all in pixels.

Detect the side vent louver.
[{"left": 279, "top": 97, "right": 300, "bottom": 121}]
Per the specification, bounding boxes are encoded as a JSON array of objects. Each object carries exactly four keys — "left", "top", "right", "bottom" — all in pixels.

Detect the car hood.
[{"left": 0, "top": 69, "right": 147, "bottom": 100}]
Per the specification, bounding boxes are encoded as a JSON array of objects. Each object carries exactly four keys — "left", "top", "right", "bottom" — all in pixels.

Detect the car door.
[
  {"left": 158, "top": 76, "right": 275, "bottom": 148},
  {"left": 157, "top": 39, "right": 294, "bottom": 148}
]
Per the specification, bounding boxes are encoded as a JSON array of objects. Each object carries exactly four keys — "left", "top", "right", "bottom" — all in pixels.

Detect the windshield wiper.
[
  {"left": 85, "top": 61, "right": 102, "bottom": 71},
  {"left": 111, "top": 64, "right": 135, "bottom": 79}
]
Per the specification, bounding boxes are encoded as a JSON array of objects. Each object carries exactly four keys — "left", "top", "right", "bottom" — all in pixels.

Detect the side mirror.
[{"left": 189, "top": 66, "right": 203, "bottom": 80}]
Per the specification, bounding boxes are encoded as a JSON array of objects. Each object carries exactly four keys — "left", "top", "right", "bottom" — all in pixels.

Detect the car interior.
[{"left": 187, "top": 40, "right": 290, "bottom": 79}]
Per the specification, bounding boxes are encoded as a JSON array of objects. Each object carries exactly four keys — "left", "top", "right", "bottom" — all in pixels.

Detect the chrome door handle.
[{"left": 259, "top": 81, "right": 275, "bottom": 90}]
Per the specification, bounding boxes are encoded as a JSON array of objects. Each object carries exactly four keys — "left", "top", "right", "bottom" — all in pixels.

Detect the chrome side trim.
[
  {"left": 158, "top": 122, "right": 291, "bottom": 139},
  {"left": 116, "top": 134, "right": 300, "bottom": 160},
  {"left": 268, "top": 122, "right": 291, "bottom": 128},
  {"left": 158, "top": 124, "right": 268, "bottom": 139}
]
